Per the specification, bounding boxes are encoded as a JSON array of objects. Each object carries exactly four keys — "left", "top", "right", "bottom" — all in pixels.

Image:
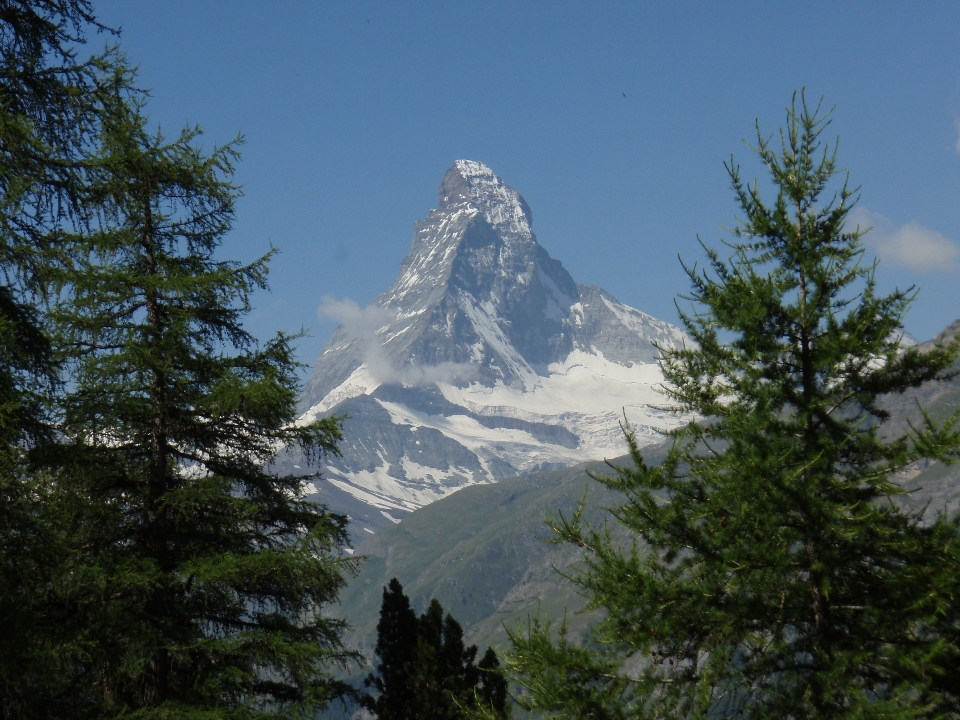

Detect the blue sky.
[{"left": 92, "top": 1, "right": 960, "bottom": 367}]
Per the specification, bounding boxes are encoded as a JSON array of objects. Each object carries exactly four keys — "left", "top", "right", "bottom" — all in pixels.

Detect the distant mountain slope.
[
  {"left": 884, "top": 318, "right": 960, "bottom": 516},
  {"left": 338, "top": 452, "right": 643, "bottom": 660},
  {"left": 340, "top": 435, "right": 960, "bottom": 662},
  {"left": 338, "top": 319, "right": 960, "bottom": 658},
  {"left": 883, "top": 317, "right": 960, "bottom": 425},
  {"left": 295, "top": 160, "right": 689, "bottom": 529}
]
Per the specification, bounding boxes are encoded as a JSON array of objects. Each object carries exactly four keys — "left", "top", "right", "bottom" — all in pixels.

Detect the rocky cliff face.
[{"left": 296, "top": 160, "right": 688, "bottom": 532}]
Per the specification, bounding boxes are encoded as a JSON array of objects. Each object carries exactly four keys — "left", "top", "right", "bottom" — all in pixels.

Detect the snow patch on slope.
[
  {"left": 539, "top": 268, "right": 576, "bottom": 322},
  {"left": 436, "top": 348, "right": 681, "bottom": 461},
  {"left": 300, "top": 364, "right": 380, "bottom": 424},
  {"left": 376, "top": 399, "right": 587, "bottom": 476},
  {"left": 325, "top": 457, "right": 466, "bottom": 511},
  {"left": 600, "top": 295, "right": 689, "bottom": 349},
  {"left": 439, "top": 348, "right": 668, "bottom": 418}
]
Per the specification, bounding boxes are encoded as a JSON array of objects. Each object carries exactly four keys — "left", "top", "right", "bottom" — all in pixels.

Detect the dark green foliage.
[
  {"left": 365, "top": 579, "right": 510, "bottom": 720},
  {"left": 508, "top": 96, "right": 960, "bottom": 719},
  {"left": 365, "top": 578, "right": 420, "bottom": 720},
  {"left": 0, "top": 0, "right": 108, "bottom": 267},
  {"left": 47, "top": 70, "right": 359, "bottom": 718},
  {"left": 0, "top": 0, "right": 109, "bottom": 423},
  {"left": 477, "top": 647, "right": 509, "bottom": 719},
  {"left": 0, "top": 3, "right": 114, "bottom": 717},
  {"left": 0, "top": 0, "right": 102, "bottom": 531},
  {"left": 0, "top": 3, "right": 359, "bottom": 717}
]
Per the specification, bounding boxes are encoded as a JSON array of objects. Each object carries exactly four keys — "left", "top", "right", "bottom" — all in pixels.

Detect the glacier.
[{"left": 293, "top": 160, "right": 691, "bottom": 531}]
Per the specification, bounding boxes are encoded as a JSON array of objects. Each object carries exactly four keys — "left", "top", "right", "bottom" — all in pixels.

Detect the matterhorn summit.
[{"left": 297, "top": 161, "right": 688, "bottom": 530}]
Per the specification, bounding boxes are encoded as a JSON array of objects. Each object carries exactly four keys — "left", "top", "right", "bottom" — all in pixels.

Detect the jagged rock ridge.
[{"left": 297, "top": 160, "right": 688, "bottom": 531}]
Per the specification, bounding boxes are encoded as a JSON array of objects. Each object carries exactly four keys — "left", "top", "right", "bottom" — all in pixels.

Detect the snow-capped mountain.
[{"left": 296, "top": 160, "right": 689, "bottom": 531}]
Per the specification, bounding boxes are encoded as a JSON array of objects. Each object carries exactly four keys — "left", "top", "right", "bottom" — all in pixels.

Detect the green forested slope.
[{"left": 338, "top": 450, "right": 652, "bottom": 658}]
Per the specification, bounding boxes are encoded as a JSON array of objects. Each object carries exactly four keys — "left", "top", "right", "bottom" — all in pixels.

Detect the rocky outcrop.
[{"left": 296, "top": 161, "right": 689, "bottom": 530}]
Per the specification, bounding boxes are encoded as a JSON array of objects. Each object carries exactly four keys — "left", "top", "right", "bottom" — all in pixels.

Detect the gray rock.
[{"left": 300, "top": 160, "right": 689, "bottom": 531}]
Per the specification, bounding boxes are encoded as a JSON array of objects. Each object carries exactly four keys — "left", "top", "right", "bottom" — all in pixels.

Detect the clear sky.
[{"left": 91, "top": 1, "right": 960, "bottom": 367}]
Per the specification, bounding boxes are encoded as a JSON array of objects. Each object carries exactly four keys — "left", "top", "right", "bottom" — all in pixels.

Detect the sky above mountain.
[{"left": 92, "top": 1, "right": 960, "bottom": 365}]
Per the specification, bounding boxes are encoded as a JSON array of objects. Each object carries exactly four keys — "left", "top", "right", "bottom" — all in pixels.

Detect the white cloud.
[
  {"left": 848, "top": 207, "right": 959, "bottom": 273},
  {"left": 319, "top": 296, "right": 393, "bottom": 340},
  {"left": 318, "top": 296, "right": 477, "bottom": 386}
]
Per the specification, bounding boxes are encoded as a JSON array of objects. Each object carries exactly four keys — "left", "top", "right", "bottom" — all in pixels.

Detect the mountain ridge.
[{"left": 295, "top": 160, "right": 688, "bottom": 529}]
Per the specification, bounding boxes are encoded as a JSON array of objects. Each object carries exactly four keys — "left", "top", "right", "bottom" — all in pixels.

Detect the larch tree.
[
  {"left": 0, "top": 2, "right": 115, "bottom": 716},
  {"left": 51, "top": 68, "right": 359, "bottom": 718},
  {"left": 0, "top": 0, "right": 109, "bottom": 440},
  {"left": 507, "top": 96, "right": 960, "bottom": 719}
]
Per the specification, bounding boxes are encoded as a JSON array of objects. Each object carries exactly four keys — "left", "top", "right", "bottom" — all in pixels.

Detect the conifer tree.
[
  {"left": 365, "top": 578, "right": 420, "bottom": 720},
  {"left": 477, "top": 647, "right": 509, "bottom": 719},
  {"left": 413, "top": 599, "right": 480, "bottom": 720},
  {"left": 507, "top": 96, "right": 960, "bottom": 719},
  {"left": 51, "top": 68, "right": 358, "bottom": 718},
  {"left": 0, "top": 0, "right": 108, "bottom": 436},
  {"left": 0, "top": 3, "right": 116, "bottom": 716},
  {"left": 365, "top": 579, "right": 509, "bottom": 720}
]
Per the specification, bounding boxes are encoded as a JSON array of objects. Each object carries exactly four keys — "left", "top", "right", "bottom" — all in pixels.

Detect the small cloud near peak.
[
  {"left": 849, "top": 207, "right": 959, "bottom": 274},
  {"left": 318, "top": 296, "right": 477, "bottom": 386}
]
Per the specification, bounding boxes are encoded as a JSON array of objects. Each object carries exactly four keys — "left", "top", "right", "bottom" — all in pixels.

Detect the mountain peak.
[
  {"left": 298, "top": 162, "right": 690, "bottom": 529},
  {"left": 438, "top": 160, "right": 533, "bottom": 235}
]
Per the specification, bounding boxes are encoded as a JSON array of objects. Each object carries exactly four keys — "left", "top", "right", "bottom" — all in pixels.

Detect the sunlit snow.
[{"left": 300, "top": 159, "right": 693, "bottom": 517}]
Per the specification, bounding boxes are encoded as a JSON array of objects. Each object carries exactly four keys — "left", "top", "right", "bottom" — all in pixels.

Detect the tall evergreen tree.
[
  {"left": 413, "top": 599, "right": 480, "bottom": 720},
  {"left": 51, "top": 70, "right": 358, "bottom": 718},
  {"left": 0, "top": 3, "right": 115, "bottom": 717},
  {"left": 507, "top": 96, "right": 960, "bottom": 719},
  {"left": 365, "top": 579, "right": 509, "bottom": 720},
  {"left": 477, "top": 647, "right": 509, "bottom": 719},
  {"left": 0, "top": 0, "right": 108, "bottom": 436},
  {"left": 365, "top": 578, "right": 420, "bottom": 720}
]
